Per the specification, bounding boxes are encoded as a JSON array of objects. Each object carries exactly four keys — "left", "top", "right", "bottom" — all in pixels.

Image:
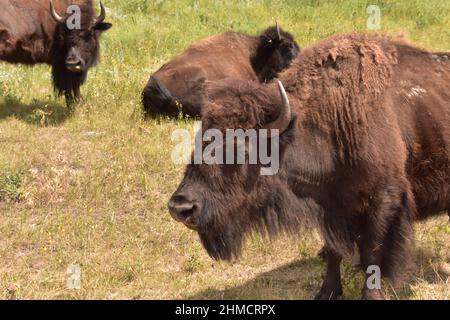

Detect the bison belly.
[{"left": 394, "top": 55, "right": 450, "bottom": 219}]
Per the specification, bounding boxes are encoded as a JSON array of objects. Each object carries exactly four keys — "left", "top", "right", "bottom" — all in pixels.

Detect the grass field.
[{"left": 0, "top": 0, "right": 449, "bottom": 299}]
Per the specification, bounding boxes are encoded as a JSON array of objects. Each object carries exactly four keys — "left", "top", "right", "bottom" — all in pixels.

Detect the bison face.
[
  {"left": 253, "top": 24, "right": 300, "bottom": 83},
  {"left": 169, "top": 81, "right": 300, "bottom": 260},
  {"left": 267, "top": 25, "right": 300, "bottom": 66},
  {"left": 61, "top": 22, "right": 111, "bottom": 73},
  {"left": 50, "top": 1, "right": 112, "bottom": 73}
]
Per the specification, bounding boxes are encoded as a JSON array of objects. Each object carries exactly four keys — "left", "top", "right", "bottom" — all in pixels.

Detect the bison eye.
[
  {"left": 263, "top": 37, "right": 273, "bottom": 47},
  {"left": 81, "top": 31, "right": 94, "bottom": 41}
]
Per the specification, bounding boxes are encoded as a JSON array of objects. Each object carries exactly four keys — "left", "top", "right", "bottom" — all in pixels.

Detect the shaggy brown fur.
[
  {"left": 142, "top": 26, "right": 300, "bottom": 117},
  {"left": 0, "top": 0, "right": 112, "bottom": 104},
  {"left": 169, "top": 33, "right": 450, "bottom": 300}
]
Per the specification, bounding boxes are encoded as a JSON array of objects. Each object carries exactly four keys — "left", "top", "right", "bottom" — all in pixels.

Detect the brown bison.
[
  {"left": 0, "top": 0, "right": 112, "bottom": 104},
  {"left": 168, "top": 33, "right": 450, "bottom": 299},
  {"left": 142, "top": 24, "right": 300, "bottom": 117}
]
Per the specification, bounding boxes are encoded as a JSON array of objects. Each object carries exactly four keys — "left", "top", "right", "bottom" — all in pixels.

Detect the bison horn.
[
  {"left": 263, "top": 81, "right": 292, "bottom": 137},
  {"left": 276, "top": 21, "right": 281, "bottom": 40},
  {"left": 95, "top": 1, "right": 106, "bottom": 24},
  {"left": 49, "top": 0, "right": 64, "bottom": 23}
]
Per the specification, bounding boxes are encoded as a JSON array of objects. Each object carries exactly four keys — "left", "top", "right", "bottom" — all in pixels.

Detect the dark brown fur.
[
  {"left": 142, "top": 26, "right": 300, "bottom": 117},
  {"left": 169, "top": 33, "right": 450, "bottom": 299},
  {"left": 0, "top": 0, "right": 111, "bottom": 104}
]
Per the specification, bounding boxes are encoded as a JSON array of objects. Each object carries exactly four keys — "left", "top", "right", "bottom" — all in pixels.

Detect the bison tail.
[{"left": 142, "top": 76, "right": 177, "bottom": 116}]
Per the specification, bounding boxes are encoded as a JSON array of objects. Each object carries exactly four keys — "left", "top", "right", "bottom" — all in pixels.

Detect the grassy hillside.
[{"left": 0, "top": 0, "right": 449, "bottom": 299}]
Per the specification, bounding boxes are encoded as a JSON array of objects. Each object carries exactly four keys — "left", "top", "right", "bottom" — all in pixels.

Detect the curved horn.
[
  {"left": 263, "top": 81, "right": 292, "bottom": 137},
  {"left": 95, "top": 1, "right": 106, "bottom": 24},
  {"left": 49, "top": 0, "right": 64, "bottom": 23},
  {"left": 276, "top": 21, "right": 281, "bottom": 40}
]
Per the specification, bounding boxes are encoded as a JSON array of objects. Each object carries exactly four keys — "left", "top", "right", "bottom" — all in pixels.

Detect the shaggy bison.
[
  {"left": 142, "top": 24, "right": 300, "bottom": 117},
  {"left": 169, "top": 33, "right": 450, "bottom": 299},
  {"left": 0, "top": 0, "right": 112, "bottom": 104}
]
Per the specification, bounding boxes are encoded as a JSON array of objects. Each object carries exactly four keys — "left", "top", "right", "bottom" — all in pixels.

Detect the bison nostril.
[
  {"left": 168, "top": 194, "right": 199, "bottom": 225},
  {"left": 66, "top": 57, "right": 80, "bottom": 64},
  {"left": 174, "top": 202, "right": 194, "bottom": 216}
]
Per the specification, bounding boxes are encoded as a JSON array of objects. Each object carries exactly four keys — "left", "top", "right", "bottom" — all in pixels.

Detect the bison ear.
[{"left": 94, "top": 22, "right": 113, "bottom": 32}]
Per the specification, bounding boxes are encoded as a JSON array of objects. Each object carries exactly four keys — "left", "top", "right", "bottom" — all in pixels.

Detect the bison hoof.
[
  {"left": 362, "top": 289, "right": 384, "bottom": 300},
  {"left": 317, "top": 246, "right": 328, "bottom": 261},
  {"left": 314, "top": 285, "right": 343, "bottom": 300}
]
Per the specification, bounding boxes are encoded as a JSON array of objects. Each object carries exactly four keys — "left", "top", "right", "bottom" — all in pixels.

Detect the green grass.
[
  {"left": 0, "top": 162, "right": 22, "bottom": 203},
  {"left": 0, "top": 0, "right": 449, "bottom": 299}
]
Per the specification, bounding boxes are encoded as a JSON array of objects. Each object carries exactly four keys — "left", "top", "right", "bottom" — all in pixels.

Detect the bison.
[
  {"left": 142, "top": 24, "right": 300, "bottom": 117},
  {"left": 0, "top": 0, "right": 112, "bottom": 105},
  {"left": 168, "top": 33, "right": 450, "bottom": 299}
]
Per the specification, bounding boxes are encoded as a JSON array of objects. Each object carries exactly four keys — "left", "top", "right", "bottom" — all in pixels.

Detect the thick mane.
[
  {"left": 202, "top": 80, "right": 282, "bottom": 131},
  {"left": 199, "top": 181, "right": 321, "bottom": 261},
  {"left": 279, "top": 33, "right": 400, "bottom": 165}
]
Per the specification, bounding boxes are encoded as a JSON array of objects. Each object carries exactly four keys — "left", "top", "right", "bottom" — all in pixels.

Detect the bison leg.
[
  {"left": 64, "top": 86, "right": 83, "bottom": 106},
  {"left": 73, "top": 85, "right": 83, "bottom": 104},
  {"left": 315, "top": 248, "right": 343, "bottom": 300},
  {"left": 65, "top": 91, "right": 75, "bottom": 106},
  {"left": 357, "top": 186, "right": 415, "bottom": 300},
  {"left": 362, "top": 285, "right": 383, "bottom": 300},
  {"left": 317, "top": 246, "right": 328, "bottom": 261}
]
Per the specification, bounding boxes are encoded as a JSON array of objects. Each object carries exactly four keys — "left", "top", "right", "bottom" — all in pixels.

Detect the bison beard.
[
  {"left": 198, "top": 185, "right": 319, "bottom": 261},
  {"left": 51, "top": 59, "right": 88, "bottom": 104}
]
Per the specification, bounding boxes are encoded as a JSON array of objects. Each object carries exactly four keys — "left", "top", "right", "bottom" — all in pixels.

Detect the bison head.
[
  {"left": 252, "top": 23, "right": 300, "bottom": 83},
  {"left": 49, "top": 0, "right": 112, "bottom": 104},
  {"left": 168, "top": 81, "right": 318, "bottom": 260}
]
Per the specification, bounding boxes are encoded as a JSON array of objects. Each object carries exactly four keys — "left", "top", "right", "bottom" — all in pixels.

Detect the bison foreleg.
[
  {"left": 65, "top": 91, "right": 75, "bottom": 107},
  {"left": 357, "top": 184, "right": 415, "bottom": 300},
  {"left": 73, "top": 85, "right": 83, "bottom": 104},
  {"left": 64, "top": 88, "right": 83, "bottom": 106},
  {"left": 315, "top": 248, "right": 343, "bottom": 300},
  {"left": 317, "top": 246, "right": 328, "bottom": 261}
]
